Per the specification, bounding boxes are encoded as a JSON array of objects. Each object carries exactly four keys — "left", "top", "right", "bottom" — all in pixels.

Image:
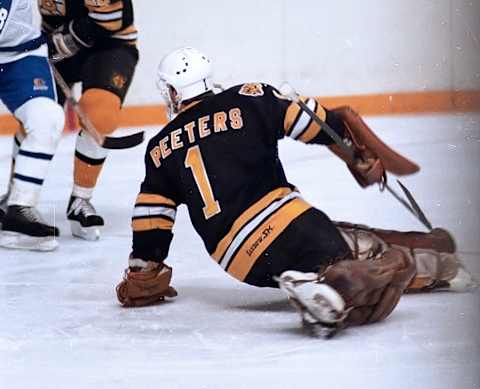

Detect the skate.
[
  {"left": 67, "top": 196, "right": 104, "bottom": 241},
  {"left": 0, "top": 205, "right": 59, "bottom": 251},
  {"left": 275, "top": 270, "right": 348, "bottom": 338}
]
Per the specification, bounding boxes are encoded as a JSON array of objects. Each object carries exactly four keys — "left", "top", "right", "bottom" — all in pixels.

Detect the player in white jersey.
[{"left": 0, "top": 0, "right": 65, "bottom": 251}]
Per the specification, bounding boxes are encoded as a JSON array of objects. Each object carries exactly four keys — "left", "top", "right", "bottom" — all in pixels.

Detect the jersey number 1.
[{"left": 185, "top": 146, "right": 221, "bottom": 219}]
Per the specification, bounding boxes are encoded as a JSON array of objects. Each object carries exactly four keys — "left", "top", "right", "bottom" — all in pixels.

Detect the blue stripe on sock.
[
  {"left": 13, "top": 173, "right": 44, "bottom": 185},
  {"left": 18, "top": 149, "right": 54, "bottom": 160}
]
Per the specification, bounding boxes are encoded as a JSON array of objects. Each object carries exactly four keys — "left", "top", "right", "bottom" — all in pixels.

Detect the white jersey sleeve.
[{"left": 0, "top": 0, "right": 46, "bottom": 64}]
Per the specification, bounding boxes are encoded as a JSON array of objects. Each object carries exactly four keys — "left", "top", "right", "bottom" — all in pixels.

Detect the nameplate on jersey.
[
  {"left": 0, "top": 0, "right": 12, "bottom": 36},
  {"left": 150, "top": 108, "right": 244, "bottom": 168}
]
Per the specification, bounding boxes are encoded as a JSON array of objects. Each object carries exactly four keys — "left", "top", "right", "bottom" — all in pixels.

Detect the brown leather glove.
[
  {"left": 116, "top": 264, "right": 177, "bottom": 307},
  {"left": 323, "top": 248, "right": 416, "bottom": 326},
  {"left": 328, "top": 106, "right": 419, "bottom": 188}
]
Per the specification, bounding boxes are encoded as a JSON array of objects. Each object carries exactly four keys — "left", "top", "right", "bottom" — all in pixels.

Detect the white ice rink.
[{"left": 0, "top": 113, "right": 479, "bottom": 389}]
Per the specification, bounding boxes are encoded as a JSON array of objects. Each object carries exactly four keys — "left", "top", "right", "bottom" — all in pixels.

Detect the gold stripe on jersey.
[
  {"left": 111, "top": 25, "right": 138, "bottom": 45},
  {"left": 283, "top": 97, "right": 327, "bottom": 143},
  {"left": 284, "top": 96, "right": 307, "bottom": 136},
  {"left": 95, "top": 19, "right": 123, "bottom": 32},
  {"left": 84, "top": 1, "right": 124, "bottom": 14},
  {"left": 212, "top": 187, "right": 294, "bottom": 261},
  {"left": 298, "top": 99, "right": 327, "bottom": 143},
  {"left": 226, "top": 198, "right": 312, "bottom": 281},
  {"left": 136, "top": 193, "right": 176, "bottom": 207},
  {"left": 132, "top": 217, "right": 173, "bottom": 232}
]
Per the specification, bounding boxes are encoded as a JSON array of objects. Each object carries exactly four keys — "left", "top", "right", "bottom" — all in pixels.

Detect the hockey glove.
[
  {"left": 116, "top": 262, "right": 177, "bottom": 307},
  {"left": 328, "top": 106, "right": 419, "bottom": 188},
  {"left": 47, "top": 21, "right": 92, "bottom": 62}
]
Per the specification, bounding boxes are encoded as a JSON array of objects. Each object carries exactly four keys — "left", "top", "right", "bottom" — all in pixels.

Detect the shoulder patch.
[{"left": 239, "top": 83, "right": 264, "bottom": 97}]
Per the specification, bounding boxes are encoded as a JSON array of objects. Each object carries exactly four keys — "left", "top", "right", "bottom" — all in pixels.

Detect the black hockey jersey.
[
  {"left": 132, "top": 83, "right": 342, "bottom": 282},
  {"left": 39, "top": 0, "right": 137, "bottom": 47}
]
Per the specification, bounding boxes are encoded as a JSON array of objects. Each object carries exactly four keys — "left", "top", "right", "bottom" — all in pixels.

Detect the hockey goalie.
[{"left": 115, "top": 47, "right": 477, "bottom": 337}]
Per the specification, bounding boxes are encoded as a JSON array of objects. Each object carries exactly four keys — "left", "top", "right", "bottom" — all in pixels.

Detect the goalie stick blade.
[{"left": 102, "top": 131, "right": 145, "bottom": 150}]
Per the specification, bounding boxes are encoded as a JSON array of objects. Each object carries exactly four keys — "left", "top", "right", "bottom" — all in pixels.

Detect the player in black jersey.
[
  {"left": 39, "top": 0, "right": 138, "bottom": 240},
  {"left": 115, "top": 48, "right": 474, "bottom": 336}
]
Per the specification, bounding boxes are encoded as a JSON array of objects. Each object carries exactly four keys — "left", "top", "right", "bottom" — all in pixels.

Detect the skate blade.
[
  {"left": 0, "top": 231, "right": 59, "bottom": 252},
  {"left": 70, "top": 221, "right": 100, "bottom": 241}
]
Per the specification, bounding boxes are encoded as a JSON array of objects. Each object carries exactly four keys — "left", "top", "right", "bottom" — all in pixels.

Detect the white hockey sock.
[
  {"left": 9, "top": 135, "right": 58, "bottom": 206},
  {"left": 71, "top": 184, "right": 94, "bottom": 200}
]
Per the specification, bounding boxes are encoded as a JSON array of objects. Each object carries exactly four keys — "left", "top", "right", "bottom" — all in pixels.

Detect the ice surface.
[{"left": 0, "top": 114, "right": 479, "bottom": 389}]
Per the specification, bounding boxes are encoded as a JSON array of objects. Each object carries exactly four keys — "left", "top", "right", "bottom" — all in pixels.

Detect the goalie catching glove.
[
  {"left": 116, "top": 260, "right": 177, "bottom": 307},
  {"left": 277, "top": 247, "right": 416, "bottom": 337},
  {"left": 328, "top": 106, "right": 420, "bottom": 187}
]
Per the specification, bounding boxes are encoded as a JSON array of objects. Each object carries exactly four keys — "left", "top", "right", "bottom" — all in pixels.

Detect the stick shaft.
[{"left": 51, "top": 65, "right": 104, "bottom": 145}]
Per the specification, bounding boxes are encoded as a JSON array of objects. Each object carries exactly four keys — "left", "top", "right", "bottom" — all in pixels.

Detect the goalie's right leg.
[{"left": 276, "top": 247, "right": 416, "bottom": 338}]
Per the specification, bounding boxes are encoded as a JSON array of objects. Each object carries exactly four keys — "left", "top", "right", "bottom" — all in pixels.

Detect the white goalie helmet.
[{"left": 157, "top": 47, "right": 214, "bottom": 117}]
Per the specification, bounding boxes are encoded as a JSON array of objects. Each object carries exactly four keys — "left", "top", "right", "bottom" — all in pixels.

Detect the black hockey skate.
[
  {"left": 0, "top": 205, "right": 59, "bottom": 251},
  {"left": 67, "top": 196, "right": 104, "bottom": 241}
]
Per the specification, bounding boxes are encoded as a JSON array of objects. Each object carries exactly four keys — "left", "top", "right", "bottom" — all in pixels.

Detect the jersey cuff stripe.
[
  {"left": 89, "top": 11, "right": 123, "bottom": 21},
  {"left": 13, "top": 173, "right": 44, "bottom": 185},
  {"left": 212, "top": 187, "right": 294, "bottom": 260},
  {"left": 133, "top": 206, "right": 177, "bottom": 220},
  {"left": 18, "top": 149, "right": 54, "bottom": 161},
  {"left": 136, "top": 193, "right": 176, "bottom": 207},
  {"left": 134, "top": 202, "right": 176, "bottom": 210},
  {"left": 75, "top": 151, "right": 106, "bottom": 166},
  {"left": 290, "top": 98, "right": 316, "bottom": 139},
  {"left": 294, "top": 99, "right": 317, "bottom": 141},
  {"left": 299, "top": 103, "right": 327, "bottom": 143},
  {"left": 132, "top": 217, "right": 174, "bottom": 232},
  {"left": 284, "top": 102, "right": 302, "bottom": 136},
  {"left": 226, "top": 198, "right": 312, "bottom": 282},
  {"left": 85, "top": 2, "right": 124, "bottom": 13},
  {"left": 132, "top": 214, "right": 175, "bottom": 223}
]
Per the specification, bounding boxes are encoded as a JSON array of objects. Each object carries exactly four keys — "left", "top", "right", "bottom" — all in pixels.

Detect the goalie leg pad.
[
  {"left": 335, "top": 222, "right": 478, "bottom": 292},
  {"left": 323, "top": 247, "right": 416, "bottom": 326},
  {"left": 277, "top": 248, "right": 415, "bottom": 337}
]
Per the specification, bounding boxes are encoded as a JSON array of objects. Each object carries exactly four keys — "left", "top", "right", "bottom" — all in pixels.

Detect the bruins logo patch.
[
  {"left": 112, "top": 73, "right": 127, "bottom": 90},
  {"left": 239, "top": 83, "right": 264, "bottom": 97}
]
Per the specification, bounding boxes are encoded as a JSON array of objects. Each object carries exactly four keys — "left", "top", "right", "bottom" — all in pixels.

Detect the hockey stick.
[
  {"left": 51, "top": 65, "right": 144, "bottom": 150},
  {"left": 279, "top": 83, "right": 433, "bottom": 231}
]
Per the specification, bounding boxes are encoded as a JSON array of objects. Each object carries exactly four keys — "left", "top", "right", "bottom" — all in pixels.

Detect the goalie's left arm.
[{"left": 116, "top": 147, "right": 179, "bottom": 307}]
